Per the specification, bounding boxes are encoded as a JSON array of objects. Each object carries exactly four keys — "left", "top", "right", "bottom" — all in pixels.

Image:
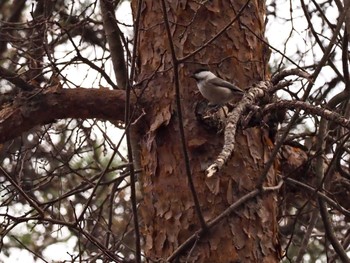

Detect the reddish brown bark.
[
  {"left": 132, "top": 0, "right": 280, "bottom": 262},
  {"left": 0, "top": 88, "right": 127, "bottom": 143}
]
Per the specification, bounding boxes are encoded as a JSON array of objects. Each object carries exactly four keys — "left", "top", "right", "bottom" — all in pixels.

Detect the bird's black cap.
[{"left": 190, "top": 68, "right": 209, "bottom": 79}]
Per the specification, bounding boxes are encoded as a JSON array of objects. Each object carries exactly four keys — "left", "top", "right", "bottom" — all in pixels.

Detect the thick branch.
[{"left": 0, "top": 88, "right": 128, "bottom": 143}]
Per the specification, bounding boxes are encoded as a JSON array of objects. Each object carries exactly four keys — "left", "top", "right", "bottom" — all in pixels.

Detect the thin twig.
[
  {"left": 0, "top": 165, "right": 45, "bottom": 217},
  {"left": 129, "top": 0, "right": 142, "bottom": 85},
  {"left": 318, "top": 197, "right": 350, "bottom": 262},
  {"left": 160, "top": 0, "right": 207, "bottom": 230},
  {"left": 285, "top": 178, "right": 350, "bottom": 218},
  {"left": 260, "top": 0, "right": 350, "bottom": 191},
  {"left": 11, "top": 235, "right": 50, "bottom": 263},
  {"left": 241, "top": 22, "right": 308, "bottom": 73},
  {"left": 75, "top": 149, "right": 119, "bottom": 223},
  {"left": 124, "top": 0, "right": 143, "bottom": 261},
  {"left": 253, "top": 0, "right": 350, "bottom": 188},
  {"left": 167, "top": 183, "right": 282, "bottom": 262},
  {"left": 57, "top": 23, "right": 118, "bottom": 89},
  {"left": 314, "top": 4, "right": 350, "bottom": 259},
  {"left": 300, "top": 0, "right": 344, "bottom": 81},
  {"left": 0, "top": 65, "right": 35, "bottom": 91},
  {"left": 295, "top": 209, "right": 319, "bottom": 263},
  {"left": 263, "top": 100, "right": 350, "bottom": 130},
  {"left": 178, "top": 0, "right": 251, "bottom": 63}
]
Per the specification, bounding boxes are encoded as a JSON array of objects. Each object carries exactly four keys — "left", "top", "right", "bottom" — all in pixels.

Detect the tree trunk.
[{"left": 132, "top": 0, "right": 280, "bottom": 262}]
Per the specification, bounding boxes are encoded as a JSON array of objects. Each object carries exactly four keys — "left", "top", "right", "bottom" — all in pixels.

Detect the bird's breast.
[{"left": 198, "top": 83, "right": 236, "bottom": 104}]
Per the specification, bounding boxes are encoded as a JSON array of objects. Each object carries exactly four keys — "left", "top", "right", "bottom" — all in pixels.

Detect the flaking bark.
[{"left": 132, "top": 0, "right": 280, "bottom": 262}]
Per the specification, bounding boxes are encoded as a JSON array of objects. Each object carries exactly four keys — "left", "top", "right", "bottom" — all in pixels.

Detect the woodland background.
[{"left": 1, "top": 0, "right": 350, "bottom": 262}]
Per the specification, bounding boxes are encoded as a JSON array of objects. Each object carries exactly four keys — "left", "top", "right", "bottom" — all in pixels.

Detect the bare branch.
[
  {"left": 270, "top": 68, "right": 312, "bottom": 86},
  {"left": 285, "top": 178, "right": 350, "bottom": 218},
  {"left": 0, "top": 165, "right": 45, "bottom": 217},
  {"left": 0, "top": 88, "right": 128, "bottom": 143},
  {"left": 124, "top": 0, "right": 143, "bottom": 261},
  {"left": 295, "top": 209, "right": 319, "bottom": 263},
  {"left": 100, "top": 0, "right": 127, "bottom": 89},
  {"left": 206, "top": 81, "right": 270, "bottom": 177},
  {"left": 263, "top": 100, "right": 350, "bottom": 129}
]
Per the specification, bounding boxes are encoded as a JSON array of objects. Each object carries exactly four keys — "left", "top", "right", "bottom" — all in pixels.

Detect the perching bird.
[{"left": 191, "top": 69, "right": 244, "bottom": 105}]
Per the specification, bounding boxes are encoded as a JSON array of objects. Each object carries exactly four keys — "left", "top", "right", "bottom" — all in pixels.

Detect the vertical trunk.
[{"left": 132, "top": 0, "right": 279, "bottom": 262}]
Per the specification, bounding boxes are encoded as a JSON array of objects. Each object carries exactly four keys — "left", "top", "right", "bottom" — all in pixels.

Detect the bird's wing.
[{"left": 208, "top": 78, "right": 243, "bottom": 92}]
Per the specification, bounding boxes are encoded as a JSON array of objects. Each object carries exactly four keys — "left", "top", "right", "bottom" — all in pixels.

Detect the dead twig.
[{"left": 206, "top": 81, "right": 270, "bottom": 177}]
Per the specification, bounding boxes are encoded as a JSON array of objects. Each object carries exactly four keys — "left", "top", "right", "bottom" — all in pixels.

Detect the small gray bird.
[{"left": 191, "top": 69, "right": 244, "bottom": 105}]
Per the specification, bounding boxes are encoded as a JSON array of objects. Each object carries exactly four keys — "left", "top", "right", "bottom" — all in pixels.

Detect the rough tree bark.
[{"left": 132, "top": 0, "right": 280, "bottom": 262}]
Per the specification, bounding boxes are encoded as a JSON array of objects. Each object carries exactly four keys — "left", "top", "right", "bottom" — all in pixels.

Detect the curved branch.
[
  {"left": 0, "top": 88, "right": 128, "bottom": 143},
  {"left": 270, "top": 68, "right": 312, "bottom": 86}
]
